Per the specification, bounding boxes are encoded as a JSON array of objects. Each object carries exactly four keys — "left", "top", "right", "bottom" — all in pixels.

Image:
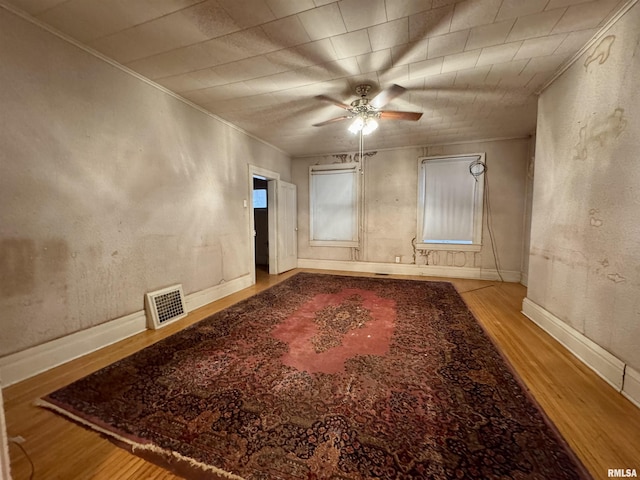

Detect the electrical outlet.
[{"left": 395, "top": 256, "right": 400, "bottom": 263}]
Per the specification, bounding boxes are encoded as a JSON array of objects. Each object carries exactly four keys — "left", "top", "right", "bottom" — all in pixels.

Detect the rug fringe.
[{"left": 35, "top": 398, "right": 245, "bottom": 480}]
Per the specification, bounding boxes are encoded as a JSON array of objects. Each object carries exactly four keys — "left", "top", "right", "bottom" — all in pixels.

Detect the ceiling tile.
[
  {"left": 506, "top": 8, "right": 566, "bottom": 42},
  {"left": 266, "top": 0, "right": 315, "bottom": 18},
  {"left": 497, "top": 68, "right": 535, "bottom": 88},
  {"left": 385, "top": 0, "right": 434, "bottom": 21},
  {"left": 554, "top": 28, "right": 597, "bottom": 55},
  {"left": 450, "top": 0, "right": 502, "bottom": 32},
  {"left": 441, "top": 49, "right": 480, "bottom": 73},
  {"left": 156, "top": 73, "right": 212, "bottom": 93},
  {"left": 186, "top": 67, "right": 230, "bottom": 89},
  {"left": 241, "top": 76, "right": 283, "bottom": 95},
  {"left": 453, "top": 64, "right": 491, "bottom": 86},
  {"left": 390, "top": 39, "right": 429, "bottom": 66},
  {"left": 250, "top": 70, "right": 307, "bottom": 93},
  {"left": 264, "top": 38, "right": 337, "bottom": 73},
  {"left": 495, "top": 0, "right": 549, "bottom": 21},
  {"left": 552, "top": 0, "right": 621, "bottom": 34},
  {"left": 193, "top": 37, "right": 255, "bottom": 67},
  {"left": 520, "top": 52, "right": 570, "bottom": 77},
  {"left": 378, "top": 64, "right": 410, "bottom": 84},
  {"left": 211, "top": 26, "right": 279, "bottom": 59},
  {"left": 125, "top": 43, "right": 215, "bottom": 79},
  {"left": 427, "top": 30, "right": 469, "bottom": 59},
  {"left": 216, "top": 0, "right": 276, "bottom": 28},
  {"left": 212, "top": 56, "right": 282, "bottom": 84},
  {"left": 545, "top": 0, "right": 593, "bottom": 9},
  {"left": 409, "top": 57, "right": 444, "bottom": 79},
  {"left": 200, "top": 82, "right": 259, "bottom": 103},
  {"left": 513, "top": 34, "right": 567, "bottom": 60},
  {"left": 261, "top": 15, "right": 311, "bottom": 48},
  {"left": 330, "top": 29, "right": 372, "bottom": 59},
  {"left": 297, "top": 3, "right": 347, "bottom": 40},
  {"left": 483, "top": 58, "right": 529, "bottom": 85},
  {"left": 423, "top": 71, "right": 457, "bottom": 88},
  {"left": 408, "top": 5, "right": 454, "bottom": 41},
  {"left": 368, "top": 17, "right": 409, "bottom": 51},
  {"left": 356, "top": 49, "right": 393, "bottom": 74},
  {"left": 326, "top": 57, "right": 362, "bottom": 77},
  {"left": 432, "top": 0, "right": 466, "bottom": 7},
  {"left": 174, "top": 0, "right": 243, "bottom": 38},
  {"left": 313, "top": 0, "right": 337, "bottom": 6},
  {"left": 338, "top": 0, "right": 387, "bottom": 31},
  {"left": 476, "top": 41, "right": 521, "bottom": 66},
  {"left": 465, "top": 19, "right": 515, "bottom": 50}
]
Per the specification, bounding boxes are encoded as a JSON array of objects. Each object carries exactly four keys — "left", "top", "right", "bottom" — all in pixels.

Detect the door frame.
[
  {"left": 248, "top": 165, "right": 280, "bottom": 284},
  {"left": 0, "top": 384, "right": 11, "bottom": 480}
]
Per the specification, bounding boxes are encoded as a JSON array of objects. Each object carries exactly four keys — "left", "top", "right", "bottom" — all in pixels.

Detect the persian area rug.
[{"left": 39, "top": 273, "right": 591, "bottom": 479}]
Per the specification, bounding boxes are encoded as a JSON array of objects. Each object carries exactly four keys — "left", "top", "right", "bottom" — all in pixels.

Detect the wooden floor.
[{"left": 3, "top": 268, "right": 640, "bottom": 479}]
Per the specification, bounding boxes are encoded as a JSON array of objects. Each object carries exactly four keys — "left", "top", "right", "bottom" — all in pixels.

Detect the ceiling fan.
[{"left": 312, "top": 84, "right": 423, "bottom": 135}]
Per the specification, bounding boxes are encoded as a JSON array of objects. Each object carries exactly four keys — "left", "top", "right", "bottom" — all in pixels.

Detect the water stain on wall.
[
  {"left": 573, "top": 108, "right": 627, "bottom": 160},
  {"left": 0, "top": 238, "right": 69, "bottom": 298},
  {"left": 589, "top": 208, "right": 603, "bottom": 227},
  {"left": 607, "top": 273, "right": 626, "bottom": 283},
  {"left": 584, "top": 35, "right": 615, "bottom": 71},
  {"left": 0, "top": 239, "right": 36, "bottom": 297}
]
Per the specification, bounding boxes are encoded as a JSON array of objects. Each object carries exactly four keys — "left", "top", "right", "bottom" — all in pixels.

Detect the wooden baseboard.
[
  {"left": 184, "top": 275, "right": 253, "bottom": 312},
  {"left": 521, "top": 297, "right": 626, "bottom": 391},
  {"left": 622, "top": 365, "right": 640, "bottom": 409},
  {"left": 297, "top": 258, "right": 522, "bottom": 282},
  {"left": 0, "top": 274, "right": 253, "bottom": 387},
  {"left": 0, "top": 310, "right": 147, "bottom": 388}
]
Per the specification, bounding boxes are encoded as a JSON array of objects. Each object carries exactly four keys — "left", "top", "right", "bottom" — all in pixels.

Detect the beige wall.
[
  {"left": 0, "top": 9, "right": 290, "bottom": 357},
  {"left": 293, "top": 138, "right": 530, "bottom": 276},
  {"left": 521, "top": 134, "right": 536, "bottom": 286},
  {"left": 528, "top": 3, "right": 640, "bottom": 370}
]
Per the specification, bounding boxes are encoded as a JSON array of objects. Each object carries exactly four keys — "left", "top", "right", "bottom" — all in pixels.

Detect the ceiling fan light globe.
[
  {"left": 348, "top": 117, "right": 364, "bottom": 134},
  {"left": 362, "top": 118, "right": 378, "bottom": 135}
]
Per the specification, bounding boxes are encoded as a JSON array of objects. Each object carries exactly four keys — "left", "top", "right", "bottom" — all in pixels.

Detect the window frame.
[
  {"left": 309, "top": 163, "right": 360, "bottom": 247},
  {"left": 416, "top": 153, "right": 485, "bottom": 252}
]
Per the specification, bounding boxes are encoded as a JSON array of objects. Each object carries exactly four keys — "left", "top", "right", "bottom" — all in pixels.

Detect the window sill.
[{"left": 415, "top": 243, "right": 482, "bottom": 252}]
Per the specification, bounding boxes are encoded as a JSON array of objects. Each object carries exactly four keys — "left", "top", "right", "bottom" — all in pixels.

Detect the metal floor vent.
[{"left": 145, "top": 284, "right": 187, "bottom": 330}]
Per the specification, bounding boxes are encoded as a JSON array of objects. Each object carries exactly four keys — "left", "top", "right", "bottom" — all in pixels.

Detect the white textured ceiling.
[{"left": 6, "top": 0, "right": 626, "bottom": 156}]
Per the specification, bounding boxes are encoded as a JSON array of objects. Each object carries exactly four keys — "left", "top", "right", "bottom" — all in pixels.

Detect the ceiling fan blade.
[
  {"left": 315, "top": 95, "right": 351, "bottom": 110},
  {"left": 312, "top": 115, "right": 351, "bottom": 127},
  {"left": 379, "top": 110, "right": 423, "bottom": 121},
  {"left": 370, "top": 84, "right": 407, "bottom": 109}
]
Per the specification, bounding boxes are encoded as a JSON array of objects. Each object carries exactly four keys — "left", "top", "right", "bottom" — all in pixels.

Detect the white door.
[{"left": 276, "top": 181, "right": 297, "bottom": 273}]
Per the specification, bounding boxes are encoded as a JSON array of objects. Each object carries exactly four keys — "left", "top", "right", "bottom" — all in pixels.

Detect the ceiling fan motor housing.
[
  {"left": 350, "top": 85, "right": 378, "bottom": 117},
  {"left": 354, "top": 84, "right": 372, "bottom": 97}
]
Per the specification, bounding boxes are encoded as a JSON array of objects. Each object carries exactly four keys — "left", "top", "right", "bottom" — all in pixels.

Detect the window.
[
  {"left": 252, "top": 189, "right": 267, "bottom": 209},
  {"left": 309, "top": 163, "right": 359, "bottom": 247},
  {"left": 416, "top": 154, "right": 485, "bottom": 251}
]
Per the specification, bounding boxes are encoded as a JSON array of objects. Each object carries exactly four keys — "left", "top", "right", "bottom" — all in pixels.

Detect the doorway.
[
  {"left": 253, "top": 176, "right": 269, "bottom": 275},
  {"left": 248, "top": 165, "right": 298, "bottom": 285}
]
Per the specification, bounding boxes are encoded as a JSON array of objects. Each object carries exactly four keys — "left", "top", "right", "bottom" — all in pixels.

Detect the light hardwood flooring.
[{"left": 4, "top": 268, "right": 640, "bottom": 479}]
